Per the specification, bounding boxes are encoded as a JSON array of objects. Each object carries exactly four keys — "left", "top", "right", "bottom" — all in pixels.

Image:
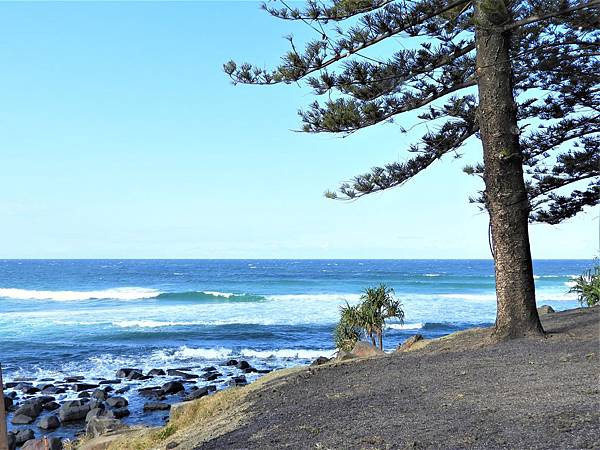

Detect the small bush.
[{"left": 570, "top": 264, "right": 600, "bottom": 307}]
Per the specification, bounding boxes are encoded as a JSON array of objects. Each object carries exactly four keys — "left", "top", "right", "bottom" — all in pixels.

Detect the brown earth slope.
[{"left": 193, "top": 306, "right": 599, "bottom": 450}]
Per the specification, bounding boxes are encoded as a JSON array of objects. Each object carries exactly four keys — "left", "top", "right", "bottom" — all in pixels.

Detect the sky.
[{"left": 0, "top": 1, "right": 597, "bottom": 259}]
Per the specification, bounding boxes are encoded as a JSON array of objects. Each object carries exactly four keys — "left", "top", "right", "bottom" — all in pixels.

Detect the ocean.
[{"left": 0, "top": 259, "right": 589, "bottom": 436}]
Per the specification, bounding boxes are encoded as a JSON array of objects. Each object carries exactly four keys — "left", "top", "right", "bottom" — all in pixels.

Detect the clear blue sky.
[{"left": 0, "top": 1, "right": 596, "bottom": 259}]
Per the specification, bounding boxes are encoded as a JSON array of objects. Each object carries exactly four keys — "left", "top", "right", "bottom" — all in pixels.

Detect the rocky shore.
[{"left": 3, "top": 359, "right": 272, "bottom": 449}]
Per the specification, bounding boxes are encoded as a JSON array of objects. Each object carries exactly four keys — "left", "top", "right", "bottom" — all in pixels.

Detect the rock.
[
  {"left": 349, "top": 341, "right": 385, "bottom": 358},
  {"left": 15, "top": 429, "right": 35, "bottom": 445},
  {"left": 92, "top": 389, "right": 108, "bottom": 401},
  {"left": 13, "top": 400, "right": 43, "bottom": 420},
  {"left": 257, "top": 369, "right": 272, "bottom": 374},
  {"left": 4, "top": 395, "right": 13, "bottom": 410},
  {"left": 148, "top": 368, "right": 166, "bottom": 376},
  {"left": 166, "top": 442, "right": 179, "bottom": 449},
  {"left": 44, "top": 401, "right": 61, "bottom": 411},
  {"left": 229, "top": 376, "right": 247, "bottom": 386},
  {"left": 162, "top": 381, "right": 185, "bottom": 395},
  {"left": 86, "top": 407, "right": 106, "bottom": 422},
  {"left": 114, "top": 386, "right": 130, "bottom": 394},
  {"left": 42, "top": 386, "right": 66, "bottom": 395},
  {"left": 537, "top": 305, "right": 555, "bottom": 314},
  {"left": 86, "top": 417, "right": 124, "bottom": 438},
  {"left": 21, "top": 437, "right": 63, "bottom": 450},
  {"left": 106, "top": 408, "right": 130, "bottom": 419},
  {"left": 139, "top": 386, "right": 164, "bottom": 397},
  {"left": 183, "top": 387, "right": 210, "bottom": 401},
  {"left": 310, "top": 356, "right": 331, "bottom": 366},
  {"left": 39, "top": 415, "right": 61, "bottom": 430},
  {"left": 127, "top": 370, "right": 149, "bottom": 380},
  {"left": 22, "top": 386, "right": 41, "bottom": 395},
  {"left": 106, "top": 396, "right": 128, "bottom": 408},
  {"left": 36, "top": 383, "right": 54, "bottom": 391},
  {"left": 115, "top": 368, "right": 140, "bottom": 378},
  {"left": 99, "top": 379, "right": 121, "bottom": 385},
  {"left": 166, "top": 369, "right": 198, "bottom": 379},
  {"left": 207, "top": 385, "right": 217, "bottom": 392},
  {"left": 78, "top": 391, "right": 91, "bottom": 398},
  {"left": 143, "top": 402, "right": 171, "bottom": 411},
  {"left": 243, "top": 367, "right": 257, "bottom": 374},
  {"left": 7, "top": 432, "right": 16, "bottom": 450},
  {"left": 223, "top": 359, "right": 238, "bottom": 366},
  {"left": 202, "top": 372, "right": 220, "bottom": 381},
  {"left": 202, "top": 366, "right": 217, "bottom": 372},
  {"left": 15, "top": 382, "right": 33, "bottom": 390},
  {"left": 73, "top": 383, "right": 100, "bottom": 392},
  {"left": 396, "top": 334, "right": 424, "bottom": 352},
  {"left": 236, "top": 360, "right": 251, "bottom": 370},
  {"left": 58, "top": 400, "right": 91, "bottom": 422},
  {"left": 5, "top": 382, "right": 19, "bottom": 388},
  {"left": 12, "top": 413, "right": 36, "bottom": 425},
  {"left": 6, "top": 390, "right": 17, "bottom": 398},
  {"left": 336, "top": 350, "right": 355, "bottom": 361},
  {"left": 64, "top": 376, "right": 85, "bottom": 382}
]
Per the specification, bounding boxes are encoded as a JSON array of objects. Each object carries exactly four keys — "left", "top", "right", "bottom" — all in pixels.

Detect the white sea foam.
[
  {"left": 387, "top": 322, "right": 424, "bottom": 330},
  {"left": 424, "top": 273, "right": 441, "bottom": 277},
  {"left": 0, "top": 287, "right": 161, "bottom": 301},
  {"left": 112, "top": 320, "right": 201, "bottom": 328},
  {"left": 265, "top": 293, "right": 362, "bottom": 302},
  {"left": 151, "top": 346, "right": 234, "bottom": 362},
  {"left": 239, "top": 348, "right": 336, "bottom": 360}
]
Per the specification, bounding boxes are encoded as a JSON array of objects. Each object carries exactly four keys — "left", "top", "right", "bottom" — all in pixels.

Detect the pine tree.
[{"left": 225, "top": 0, "right": 600, "bottom": 339}]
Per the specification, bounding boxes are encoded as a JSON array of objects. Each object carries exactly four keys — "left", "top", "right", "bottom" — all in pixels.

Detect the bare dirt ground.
[{"left": 193, "top": 307, "right": 599, "bottom": 450}]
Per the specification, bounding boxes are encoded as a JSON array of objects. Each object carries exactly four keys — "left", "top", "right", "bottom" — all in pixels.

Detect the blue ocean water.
[{"left": 0, "top": 259, "right": 588, "bottom": 382}]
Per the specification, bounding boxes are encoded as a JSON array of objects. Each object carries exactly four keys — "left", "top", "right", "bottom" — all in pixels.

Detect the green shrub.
[{"left": 570, "top": 264, "right": 600, "bottom": 307}]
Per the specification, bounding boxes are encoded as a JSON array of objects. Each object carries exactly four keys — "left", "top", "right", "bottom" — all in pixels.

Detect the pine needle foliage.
[{"left": 225, "top": 0, "right": 599, "bottom": 224}]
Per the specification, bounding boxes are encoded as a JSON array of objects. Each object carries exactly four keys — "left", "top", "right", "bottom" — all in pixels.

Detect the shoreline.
[{"left": 82, "top": 305, "right": 599, "bottom": 450}]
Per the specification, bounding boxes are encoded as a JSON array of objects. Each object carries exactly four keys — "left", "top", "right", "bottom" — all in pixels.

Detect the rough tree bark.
[{"left": 474, "top": 0, "right": 544, "bottom": 339}]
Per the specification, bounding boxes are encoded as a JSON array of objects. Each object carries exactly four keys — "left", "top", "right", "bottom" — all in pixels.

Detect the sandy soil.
[{"left": 192, "top": 306, "right": 599, "bottom": 450}]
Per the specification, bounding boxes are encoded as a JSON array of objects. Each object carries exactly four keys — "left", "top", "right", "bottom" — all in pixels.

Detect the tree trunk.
[
  {"left": 378, "top": 331, "right": 383, "bottom": 352},
  {"left": 474, "top": 1, "right": 544, "bottom": 339}
]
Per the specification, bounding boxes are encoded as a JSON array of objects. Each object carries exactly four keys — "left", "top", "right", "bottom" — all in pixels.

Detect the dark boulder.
[
  {"left": 78, "top": 392, "right": 91, "bottom": 398},
  {"left": 106, "top": 407, "right": 130, "bottom": 419},
  {"left": 127, "top": 370, "right": 149, "bottom": 381},
  {"left": 99, "top": 379, "right": 121, "bottom": 385},
  {"left": 201, "top": 366, "right": 217, "bottom": 372},
  {"left": 39, "top": 415, "right": 60, "bottom": 430},
  {"left": 15, "top": 428, "right": 35, "bottom": 446},
  {"left": 114, "top": 386, "right": 130, "bottom": 394},
  {"left": 167, "top": 369, "right": 198, "bottom": 379},
  {"left": 91, "top": 389, "right": 108, "bottom": 401},
  {"left": 22, "top": 386, "right": 41, "bottom": 395},
  {"left": 44, "top": 401, "right": 61, "bottom": 411},
  {"left": 236, "top": 361, "right": 251, "bottom": 370},
  {"left": 143, "top": 402, "right": 171, "bottom": 411},
  {"left": 36, "top": 383, "right": 54, "bottom": 391},
  {"left": 4, "top": 395, "right": 13, "bottom": 410},
  {"left": 138, "top": 386, "right": 164, "bottom": 397},
  {"left": 202, "top": 372, "right": 220, "bottom": 381},
  {"left": 64, "top": 376, "right": 85, "bottom": 382},
  {"left": 183, "top": 387, "right": 210, "bottom": 402},
  {"left": 229, "top": 376, "right": 247, "bottom": 386},
  {"left": 106, "top": 396, "right": 128, "bottom": 408},
  {"left": 243, "top": 368, "right": 257, "bottom": 374},
  {"left": 161, "top": 381, "right": 185, "bottom": 395},
  {"left": 72, "top": 383, "right": 100, "bottom": 392},
  {"left": 58, "top": 400, "right": 91, "bottom": 422},
  {"left": 86, "top": 417, "right": 123, "bottom": 438},
  {"left": 115, "top": 368, "right": 141, "bottom": 378},
  {"left": 223, "top": 359, "right": 238, "bottom": 366},
  {"left": 147, "top": 368, "right": 166, "bottom": 376},
  {"left": 7, "top": 432, "right": 16, "bottom": 450},
  {"left": 85, "top": 407, "right": 106, "bottom": 422},
  {"left": 14, "top": 401, "right": 43, "bottom": 420},
  {"left": 42, "top": 386, "right": 66, "bottom": 395}
]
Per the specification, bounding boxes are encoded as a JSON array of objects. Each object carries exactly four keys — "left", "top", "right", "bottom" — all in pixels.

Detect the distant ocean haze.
[{"left": 0, "top": 259, "right": 587, "bottom": 380}]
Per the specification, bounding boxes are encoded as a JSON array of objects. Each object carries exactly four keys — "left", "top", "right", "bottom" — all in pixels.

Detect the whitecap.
[
  {"left": 240, "top": 348, "right": 336, "bottom": 360},
  {"left": 0, "top": 287, "right": 161, "bottom": 301},
  {"left": 387, "top": 322, "right": 424, "bottom": 330}
]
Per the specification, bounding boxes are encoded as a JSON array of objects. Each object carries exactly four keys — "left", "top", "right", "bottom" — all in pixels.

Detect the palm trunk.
[
  {"left": 378, "top": 331, "right": 383, "bottom": 352},
  {"left": 474, "top": 1, "right": 544, "bottom": 339}
]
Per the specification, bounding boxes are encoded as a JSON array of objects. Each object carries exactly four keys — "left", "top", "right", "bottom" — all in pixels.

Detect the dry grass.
[{"left": 93, "top": 367, "right": 303, "bottom": 450}]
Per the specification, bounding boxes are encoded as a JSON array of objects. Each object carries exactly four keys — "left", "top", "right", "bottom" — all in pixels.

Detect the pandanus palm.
[{"left": 334, "top": 284, "right": 404, "bottom": 352}]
